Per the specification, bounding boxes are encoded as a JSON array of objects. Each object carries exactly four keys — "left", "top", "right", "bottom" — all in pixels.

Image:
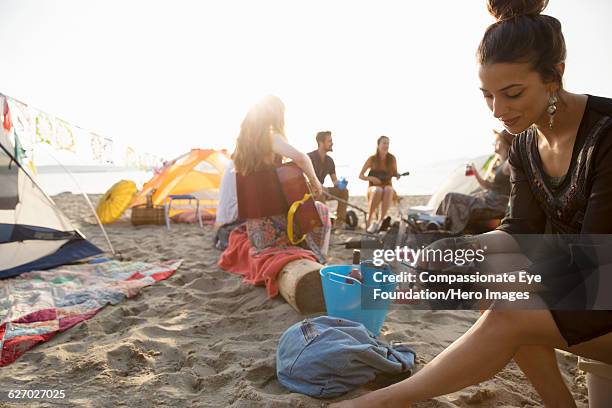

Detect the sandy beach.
[{"left": 0, "top": 193, "right": 588, "bottom": 408}]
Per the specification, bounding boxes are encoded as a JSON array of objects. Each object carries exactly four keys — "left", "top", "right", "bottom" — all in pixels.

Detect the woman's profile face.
[
  {"left": 479, "top": 62, "right": 553, "bottom": 134},
  {"left": 378, "top": 137, "right": 390, "bottom": 154}
]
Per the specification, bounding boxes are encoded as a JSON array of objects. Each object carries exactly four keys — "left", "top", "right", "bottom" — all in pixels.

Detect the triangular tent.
[
  {"left": 0, "top": 95, "right": 102, "bottom": 279},
  {"left": 409, "top": 155, "right": 491, "bottom": 214},
  {"left": 131, "top": 149, "right": 230, "bottom": 215}
]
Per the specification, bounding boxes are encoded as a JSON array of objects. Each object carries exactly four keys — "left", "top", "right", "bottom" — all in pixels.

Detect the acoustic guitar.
[
  {"left": 276, "top": 163, "right": 322, "bottom": 243},
  {"left": 236, "top": 162, "right": 322, "bottom": 243}
]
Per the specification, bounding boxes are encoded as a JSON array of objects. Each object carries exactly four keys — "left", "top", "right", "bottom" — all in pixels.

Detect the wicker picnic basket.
[{"left": 130, "top": 204, "right": 165, "bottom": 226}]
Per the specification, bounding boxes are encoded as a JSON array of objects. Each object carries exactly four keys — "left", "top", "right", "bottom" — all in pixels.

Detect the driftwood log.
[{"left": 278, "top": 259, "right": 326, "bottom": 315}]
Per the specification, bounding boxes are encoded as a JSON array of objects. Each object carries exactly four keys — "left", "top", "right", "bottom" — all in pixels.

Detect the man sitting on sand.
[{"left": 308, "top": 131, "right": 349, "bottom": 228}]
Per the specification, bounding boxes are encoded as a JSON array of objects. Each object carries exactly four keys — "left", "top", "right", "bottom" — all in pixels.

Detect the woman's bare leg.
[
  {"left": 367, "top": 186, "right": 383, "bottom": 226},
  {"left": 567, "top": 331, "right": 612, "bottom": 364},
  {"left": 374, "top": 310, "right": 567, "bottom": 405},
  {"left": 331, "top": 308, "right": 612, "bottom": 408},
  {"left": 476, "top": 240, "right": 574, "bottom": 405},
  {"left": 477, "top": 238, "right": 574, "bottom": 405},
  {"left": 380, "top": 186, "right": 394, "bottom": 220},
  {"left": 513, "top": 345, "right": 576, "bottom": 407}
]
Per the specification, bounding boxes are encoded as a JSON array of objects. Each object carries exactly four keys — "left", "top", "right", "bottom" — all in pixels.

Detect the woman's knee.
[
  {"left": 477, "top": 309, "right": 523, "bottom": 340},
  {"left": 383, "top": 186, "right": 394, "bottom": 196},
  {"left": 478, "top": 309, "right": 562, "bottom": 346}
]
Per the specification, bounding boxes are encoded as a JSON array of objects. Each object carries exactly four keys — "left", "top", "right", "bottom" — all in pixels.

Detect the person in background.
[
  {"left": 215, "top": 158, "right": 238, "bottom": 228},
  {"left": 233, "top": 95, "right": 330, "bottom": 261},
  {"left": 213, "top": 157, "right": 244, "bottom": 250},
  {"left": 307, "top": 131, "right": 349, "bottom": 228},
  {"left": 359, "top": 136, "right": 401, "bottom": 232},
  {"left": 436, "top": 129, "right": 513, "bottom": 233}
]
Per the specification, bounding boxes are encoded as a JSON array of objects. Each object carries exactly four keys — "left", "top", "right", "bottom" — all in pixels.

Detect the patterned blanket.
[{"left": 0, "top": 259, "right": 182, "bottom": 366}]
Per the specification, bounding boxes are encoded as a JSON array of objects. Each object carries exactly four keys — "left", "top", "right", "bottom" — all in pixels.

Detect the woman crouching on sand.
[
  {"left": 331, "top": 0, "right": 612, "bottom": 406},
  {"left": 233, "top": 95, "right": 330, "bottom": 261}
]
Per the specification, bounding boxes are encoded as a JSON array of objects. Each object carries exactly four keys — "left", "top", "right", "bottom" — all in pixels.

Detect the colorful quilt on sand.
[{"left": 0, "top": 259, "right": 182, "bottom": 366}]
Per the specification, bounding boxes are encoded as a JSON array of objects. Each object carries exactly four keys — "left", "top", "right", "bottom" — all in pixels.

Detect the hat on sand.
[{"left": 276, "top": 316, "right": 415, "bottom": 398}]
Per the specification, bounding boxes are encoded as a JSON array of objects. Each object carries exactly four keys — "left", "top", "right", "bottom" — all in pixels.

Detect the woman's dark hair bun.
[
  {"left": 478, "top": 0, "right": 565, "bottom": 87},
  {"left": 487, "top": 0, "right": 549, "bottom": 21}
]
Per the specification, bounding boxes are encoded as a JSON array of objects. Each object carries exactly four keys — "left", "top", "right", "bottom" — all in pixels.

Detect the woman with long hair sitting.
[
  {"left": 233, "top": 95, "right": 329, "bottom": 261},
  {"left": 359, "top": 136, "right": 401, "bottom": 232}
]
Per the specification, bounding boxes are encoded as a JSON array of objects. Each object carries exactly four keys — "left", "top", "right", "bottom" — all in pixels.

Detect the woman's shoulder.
[
  {"left": 587, "top": 94, "right": 612, "bottom": 117},
  {"left": 586, "top": 95, "right": 612, "bottom": 153}
]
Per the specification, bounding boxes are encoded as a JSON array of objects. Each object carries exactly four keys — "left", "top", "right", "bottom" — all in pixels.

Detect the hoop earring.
[{"left": 547, "top": 93, "right": 558, "bottom": 129}]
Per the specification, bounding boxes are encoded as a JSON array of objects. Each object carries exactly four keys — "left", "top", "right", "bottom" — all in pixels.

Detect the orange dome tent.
[{"left": 131, "top": 149, "right": 230, "bottom": 216}]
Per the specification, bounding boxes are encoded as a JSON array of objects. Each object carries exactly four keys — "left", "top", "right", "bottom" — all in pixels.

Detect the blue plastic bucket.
[{"left": 319, "top": 261, "right": 396, "bottom": 336}]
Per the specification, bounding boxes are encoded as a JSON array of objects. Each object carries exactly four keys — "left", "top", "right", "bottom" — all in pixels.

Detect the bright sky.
[{"left": 1, "top": 0, "right": 611, "bottom": 179}]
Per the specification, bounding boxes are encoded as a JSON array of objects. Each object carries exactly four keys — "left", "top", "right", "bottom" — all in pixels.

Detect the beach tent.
[
  {"left": 410, "top": 155, "right": 492, "bottom": 214},
  {"left": 131, "top": 149, "right": 230, "bottom": 215},
  {"left": 1, "top": 96, "right": 103, "bottom": 279}
]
